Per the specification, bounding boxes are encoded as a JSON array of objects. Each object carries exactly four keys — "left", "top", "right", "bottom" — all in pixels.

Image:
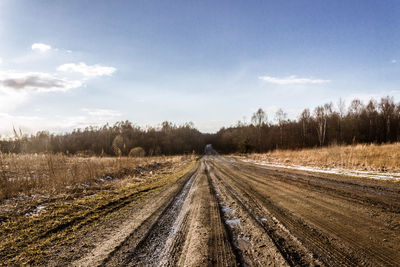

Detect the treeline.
[
  {"left": 211, "top": 96, "right": 400, "bottom": 153},
  {"left": 1, "top": 96, "right": 400, "bottom": 156},
  {"left": 0, "top": 121, "right": 206, "bottom": 156}
]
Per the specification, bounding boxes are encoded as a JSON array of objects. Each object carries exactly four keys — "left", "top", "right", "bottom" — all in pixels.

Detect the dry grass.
[
  {"left": 243, "top": 143, "right": 400, "bottom": 173},
  {"left": 0, "top": 153, "right": 191, "bottom": 201},
  {"left": 0, "top": 155, "right": 196, "bottom": 265}
]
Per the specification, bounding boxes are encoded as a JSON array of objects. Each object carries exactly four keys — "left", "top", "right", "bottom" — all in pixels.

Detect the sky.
[{"left": 0, "top": 0, "right": 400, "bottom": 135}]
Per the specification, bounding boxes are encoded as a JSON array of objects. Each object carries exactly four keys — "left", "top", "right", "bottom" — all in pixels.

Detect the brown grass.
[
  {"left": 242, "top": 143, "right": 400, "bottom": 173},
  {"left": 0, "top": 153, "right": 191, "bottom": 201},
  {"left": 0, "top": 156, "right": 196, "bottom": 265}
]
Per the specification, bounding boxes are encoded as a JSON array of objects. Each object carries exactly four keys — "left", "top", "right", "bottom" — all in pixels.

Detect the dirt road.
[{"left": 77, "top": 155, "right": 400, "bottom": 266}]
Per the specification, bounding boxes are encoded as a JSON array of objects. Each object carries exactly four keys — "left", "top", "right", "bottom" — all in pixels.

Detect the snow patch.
[
  {"left": 221, "top": 206, "right": 236, "bottom": 216},
  {"left": 226, "top": 218, "right": 241, "bottom": 229},
  {"left": 25, "top": 205, "right": 46, "bottom": 216},
  {"left": 242, "top": 159, "right": 400, "bottom": 181}
]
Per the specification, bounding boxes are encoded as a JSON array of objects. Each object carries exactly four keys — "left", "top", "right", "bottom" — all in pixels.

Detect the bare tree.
[
  {"left": 365, "top": 99, "right": 378, "bottom": 141},
  {"left": 275, "top": 109, "right": 287, "bottom": 148},
  {"left": 251, "top": 108, "right": 267, "bottom": 127},
  {"left": 251, "top": 108, "right": 267, "bottom": 151},
  {"left": 2, "top": 95, "right": 400, "bottom": 155},
  {"left": 337, "top": 98, "right": 346, "bottom": 143},
  {"left": 299, "top": 108, "right": 311, "bottom": 146},
  {"left": 349, "top": 99, "right": 363, "bottom": 116},
  {"left": 379, "top": 96, "right": 396, "bottom": 142},
  {"left": 314, "top": 106, "right": 326, "bottom": 146}
]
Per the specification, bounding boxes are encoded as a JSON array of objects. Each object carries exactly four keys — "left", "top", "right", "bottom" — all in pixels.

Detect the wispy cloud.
[
  {"left": 391, "top": 59, "right": 397, "bottom": 64},
  {"left": 82, "top": 108, "right": 122, "bottom": 118},
  {"left": 57, "top": 62, "right": 116, "bottom": 78},
  {"left": 0, "top": 57, "right": 3, "bottom": 64},
  {"left": 31, "top": 43, "right": 52, "bottom": 53},
  {"left": 0, "top": 87, "right": 29, "bottom": 112},
  {"left": 259, "top": 75, "right": 330, "bottom": 85},
  {"left": 0, "top": 71, "right": 82, "bottom": 92},
  {"left": 0, "top": 108, "right": 123, "bottom": 136}
]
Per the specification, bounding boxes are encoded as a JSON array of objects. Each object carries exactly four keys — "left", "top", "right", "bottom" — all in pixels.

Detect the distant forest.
[{"left": 1, "top": 96, "right": 400, "bottom": 155}]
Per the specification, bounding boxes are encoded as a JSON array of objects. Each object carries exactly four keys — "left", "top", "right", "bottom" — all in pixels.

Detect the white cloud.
[
  {"left": 57, "top": 62, "right": 116, "bottom": 77},
  {"left": 0, "top": 108, "right": 123, "bottom": 137},
  {"left": 259, "top": 75, "right": 331, "bottom": 85},
  {"left": 0, "top": 57, "right": 2, "bottom": 64},
  {"left": 0, "top": 71, "right": 82, "bottom": 92},
  {"left": 82, "top": 108, "right": 122, "bottom": 118},
  {"left": 391, "top": 59, "right": 397, "bottom": 64},
  {"left": 0, "top": 112, "right": 44, "bottom": 137},
  {"left": 54, "top": 109, "right": 122, "bottom": 130},
  {"left": 31, "top": 43, "right": 52, "bottom": 53},
  {"left": 0, "top": 87, "right": 29, "bottom": 112}
]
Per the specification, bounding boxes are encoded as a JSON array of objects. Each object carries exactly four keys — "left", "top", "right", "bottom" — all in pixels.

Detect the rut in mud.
[
  {"left": 77, "top": 155, "right": 400, "bottom": 266},
  {"left": 103, "top": 161, "right": 238, "bottom": 266}
]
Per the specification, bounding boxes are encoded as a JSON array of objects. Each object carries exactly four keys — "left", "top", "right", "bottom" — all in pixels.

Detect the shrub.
[{"left": 129, "top": 147, "right": 146, "bottom": 157}]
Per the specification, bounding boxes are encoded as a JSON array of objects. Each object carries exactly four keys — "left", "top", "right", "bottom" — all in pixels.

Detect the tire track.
[
  {"left": 207, "top": 160, "right": 313, "bottom": 267},
  {"left": 231, "top": 161, "right": 400, "bottom": 266},
  {"left": 104, "top": 168, "right": 198, "bottom": 266},
  {"left": 214, "top": 159, "right": 361, "bottom": 266},
  {"left": 83, "top": 155, "right": 400, "bottom": 266},
  {"left": 103, "top": 161, "right": 238, "bottom": 266},
  {"left": 176, "top": 162, "right": 238, "bottom": 266},
  {"left": 235, "top": 161, "right": 400, "bottom": 213},
  {"left": 205, "top": 166, "right": 239, "bottom": 267},
  {"left": 213, "top": 156, "right": 400, "bottom": 266}
]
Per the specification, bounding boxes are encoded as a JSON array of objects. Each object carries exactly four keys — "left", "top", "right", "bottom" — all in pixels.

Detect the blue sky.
[{"left": 0, "top": 0, "right": 399, "bottom": 135}]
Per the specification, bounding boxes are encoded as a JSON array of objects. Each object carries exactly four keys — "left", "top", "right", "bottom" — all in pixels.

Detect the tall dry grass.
[
  {"left": 244, "top": 143, "right": 400, "bottom": 173},
  {"left": 0, "top": 153, "right": 186, "bottom": 201}
]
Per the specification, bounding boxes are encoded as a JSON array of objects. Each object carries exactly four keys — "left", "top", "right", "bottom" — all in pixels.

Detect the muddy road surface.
[{"left": 77, "top": 156, "right": 400, "bottom": 266}]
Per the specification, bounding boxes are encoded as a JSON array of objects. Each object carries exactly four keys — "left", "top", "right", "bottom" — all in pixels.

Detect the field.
[
  {"left": 0, "top": 153, "right": 189, "bottom": 200},
  {"left": 1, "top": 151, "right": 400, "bottom": 266},
  {"left": 0, "top": 154, "right": 196, "bottom": 265},
  {"left": 241, "top": 143, "right": 400, "bottom": 173}
]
